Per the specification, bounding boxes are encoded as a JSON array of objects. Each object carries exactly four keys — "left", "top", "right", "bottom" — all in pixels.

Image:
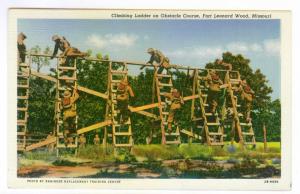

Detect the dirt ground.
[{"left": 17, "top": 158, "right": 280, "bottom": 179}]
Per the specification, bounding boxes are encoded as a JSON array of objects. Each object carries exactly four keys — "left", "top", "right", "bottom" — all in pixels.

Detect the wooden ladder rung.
[
  {"left": 17, "top": 73, "right": 30, "bottom": 78},
  {"left": 193, "top": 117, "right": 203, "bottom": 121},
  {"left": 17, "top": 84, "right": 29, "bottom": 88},
  {"left": 242, "top": 132, "right": 254, "bottom": 136},
  {"left": 17, "top": 96, "right": 29, "bottom": 100},
  {"left": 207, "top": 122, "right": 220, "bottom": 126},
  {"left": 165, "top": 132, "right": 180, "bottom": 136},
  {"left": 240, "top": 123, "right": 252, "bottom": 126},
  {"left": 114, "top": 132, "right": 132, "bottom": 136},
  {"left": 111, "top": 70, "right": 127, "bottom": 74},
  {"left": 58, "top": 66, "right": 76, "bottom": 70},
  {"left": 58, "top": 76, "right": 77, "bottom": 81},
  {"left": 17, "top": 107, "right": 28, "bottom": 111},
  {"left": 17, "top": 132, "right": 26, "bottom": 136},
  {"left": 209, "top": 132, "right": 223, "bottom": 136},
  {"left": 111, "top": 80, "right": 121, "bottom": 83},
  {"left": 19, "top": 63, "right": 29, "bottom": 67},
  {"left": 157, "top": 74, "right": 171, "bottom": 78},
  {"left": 158, "top": 83, "right": 172, "bottom": 87}
]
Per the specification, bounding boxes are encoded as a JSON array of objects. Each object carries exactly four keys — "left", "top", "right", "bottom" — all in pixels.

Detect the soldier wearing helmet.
[
  {"left": 238, "top": 79, "right": 255, "bottom": 123},
  {"left": 141, "top": 48, "right": 171, "bottom": 74},
  {"left": 163, "top": 88, "right": 184, "bottom": 133},
  {"left": 206, "top": 69, "right": 224, "bottom": 115},
  {"left": 216, "top": 59, "right": 233, "bottom": 71},
  {"left": 116, "top": 77, "right": 135, "bottom": 123},
  {"left": 62, "top": 86, "right": 79, "bottom": 146},
  {"left": 17, "top": 32, "right": 27, "bottom": 64}
]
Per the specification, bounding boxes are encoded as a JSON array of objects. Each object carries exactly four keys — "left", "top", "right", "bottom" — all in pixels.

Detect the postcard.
[{"left": 8, "top": 9, "right": 292, "bottom": 190}]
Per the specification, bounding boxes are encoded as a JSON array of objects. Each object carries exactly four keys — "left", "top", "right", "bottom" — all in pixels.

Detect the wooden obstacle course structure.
[{"left": 17, "top": 53, "right": 257, "bottom": 154}]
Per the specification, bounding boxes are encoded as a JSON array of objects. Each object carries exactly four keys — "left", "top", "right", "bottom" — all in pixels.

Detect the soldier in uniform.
[
  {"left": 116, "top": 78, "right": 135, "bottom": 123},
  {"left": 93, "top": 134, "right": 100, "bottom": 145},
  {"left": 141, "top": 48, "right": 171, "bottom": 74},
  {"left": 17, "top": 32, "right": 27, "bottom": 64},
  {"left": 46, "top": 132, "right": 55, "bottom": 152},
  {"left": 79, "top": 134, "right": 86, "bottom": 148},
  {"left": 50, "top": 35, "right": 86, "bottom": 64},
  {"left": 206, "top": 70, "right": 224, "bottom": 115},
  {"left": 164, "top": 88, "right": 184, "bottom": 133},
  {"left": 238, "top": 79, "right": 255, "bottom": 123},
  {"left": 62, "top": 86, "right": 79, "bottom": 146}
]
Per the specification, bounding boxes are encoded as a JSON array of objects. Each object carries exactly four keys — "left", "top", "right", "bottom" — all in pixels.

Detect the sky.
[{"left": 18, "top": 19, "right": 281, "bottom": 99}]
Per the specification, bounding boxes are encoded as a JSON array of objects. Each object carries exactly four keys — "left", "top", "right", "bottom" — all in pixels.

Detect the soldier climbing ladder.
[
  {"left": 225, "top": 71, "right": 256, "bottom": 148},
  {"left": 17, "top": 58, "right": 31, "bottom": 151},
  {"left": 191, "top": 69, "right": 225, "bottom": 146},
  {"left": 105, "top": 61, "right": 133, "bottom": 153},
  {"left": 55, "top": 57, "right": 78, "bottom": 155},
  {"left": 154, "top": 68, "right": 181, "bottom": 145}
]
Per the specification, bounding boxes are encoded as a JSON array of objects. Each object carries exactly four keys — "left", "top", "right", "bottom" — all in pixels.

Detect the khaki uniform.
[
  {"left": 206, "top": 72, "right": 223, "bottom": 114},
  {"left": 216, "top": 59, "right": 232, "bottom": 71},
  {"left": 93, "top": 135, "right": 100, "bottom": 145},
  {"left": 116, "top": 81, "right": 134, "bottom": 123},
  {"left": 46, "top": 133, "right": 55, "bottom": 151},
  {"left": 239, "top": 82, "right": 254, "bottom": 122},
  {"left": 165, "top": 91, "right": 184, "bottom": 131},
  {"left": 17, "top": 33, "right": 26, "bottom": 64},
  {"left": 62, "top": 89, "right": 79, "bottom": 145},
  {"left": 79, "top": 135, "right": 86, "bottom": 148},
  {"left": 144, "top": 49, "right": 170, "bottom": 74}
]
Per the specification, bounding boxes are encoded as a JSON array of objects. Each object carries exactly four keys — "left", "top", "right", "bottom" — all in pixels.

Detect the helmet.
[
  {"left": 120, "top": 77, "right": 128, "bottom": 85},
  {"left": 147, "top": 48, "right": 155, "bottom": 53},
  {"left": 52, "top": 35, "right": 60, "bottom": 41},
  {"left": 63, "top": 89, "right": 72, "bottom": 97}
]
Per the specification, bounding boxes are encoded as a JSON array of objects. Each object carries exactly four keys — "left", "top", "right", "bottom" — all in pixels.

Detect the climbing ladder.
[
  {"left": 225, "top": 71, "right": 256, "bottom": 148},
  {"left": 55, "top": 57, "right": 78, "bottom": 155},
  {"left": 105, "top": 61, "right": 133, "bottom": 153},
  {"left": 191, "top": 69, "right": 225, "bottom": 146},
  {"left": 155, "top": 68, "right": 181, "bottom": 145},
  {"left": 17, "top": 59, "right": 31, "bottom": 151}
]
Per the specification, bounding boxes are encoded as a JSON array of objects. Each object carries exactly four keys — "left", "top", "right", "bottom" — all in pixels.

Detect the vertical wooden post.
[{"left": 263, "top": 124, "right": 268, "bottom": 152}]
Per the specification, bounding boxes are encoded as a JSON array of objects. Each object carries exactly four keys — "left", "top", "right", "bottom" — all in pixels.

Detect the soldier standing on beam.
[
  {"left": 141, "top": 48, "right": 171, "bottom": 74},
  {"left": 17, "top": 32, "right": 27, "bottom": 64},
  {"left": 116, "top": 78, "right": 135, "bottom": 124},
  {"left": 50, "top": 35, "right": 87, "bottom": 64},
  {"left": 62, "top": 86, "right": 79, "bottom": 146}
]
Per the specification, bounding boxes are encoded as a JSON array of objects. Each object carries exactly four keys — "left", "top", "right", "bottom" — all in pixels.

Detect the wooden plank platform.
[
  {"left": 77, "top": 120, "right": 112, "bottom": 134},
  {"left": 25, "top": 137, "right": 56, "bottom": 151}
]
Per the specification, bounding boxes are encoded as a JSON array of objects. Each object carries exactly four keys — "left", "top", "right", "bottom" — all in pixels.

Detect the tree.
[
  {"left": 30, "top": 46, "right": 51, "bottom": 72},
  {"left": 205, "top": 52, "right": 280, "bottom": 140}
]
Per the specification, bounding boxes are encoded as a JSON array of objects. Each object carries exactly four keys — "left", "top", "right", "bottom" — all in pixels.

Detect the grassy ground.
[{"left": 18, "top": 142, "right": 281, "bottom": 178}]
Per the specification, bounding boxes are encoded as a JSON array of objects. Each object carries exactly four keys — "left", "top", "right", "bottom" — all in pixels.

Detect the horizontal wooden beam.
[
  {"left": 134, "top": 110, "right": 160, "bottom": 120},
  {"left": 180, "top": 129, "right": 202, "bottom": 140},
  {"left": 77, "top": 86, "right": 108, "bottom": 99},
  {"left": 77, "top": 120, "right": 112, "bottom": 135},
  {"left": 31, "top": 70, "right": 57, "bottom": 82},
  {"left": 183, "top": 94, "right": 200, "bottom": 101},
  {"left": 29, "top": 69, "right": 108, "bottom": 99},
  {"left": 25, "top": 137, "right": 56, "bottom": 151},
  {"left": 129, "top": 103, "right": 159, "bottom": 112}
]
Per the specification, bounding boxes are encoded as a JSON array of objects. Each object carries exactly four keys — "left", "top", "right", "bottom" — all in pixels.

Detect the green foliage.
[
  {"left": 52, "top": 159, "right": 78, "bottom": 166},
  {"left": 30, "top": 46, "right": 51, "bottom": 72},
  {"left": 26, "top": 48, "right": 280, "bottom": 145},
  {"left": 205, "top": 52, "right": 280, "bottom": 141}
]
